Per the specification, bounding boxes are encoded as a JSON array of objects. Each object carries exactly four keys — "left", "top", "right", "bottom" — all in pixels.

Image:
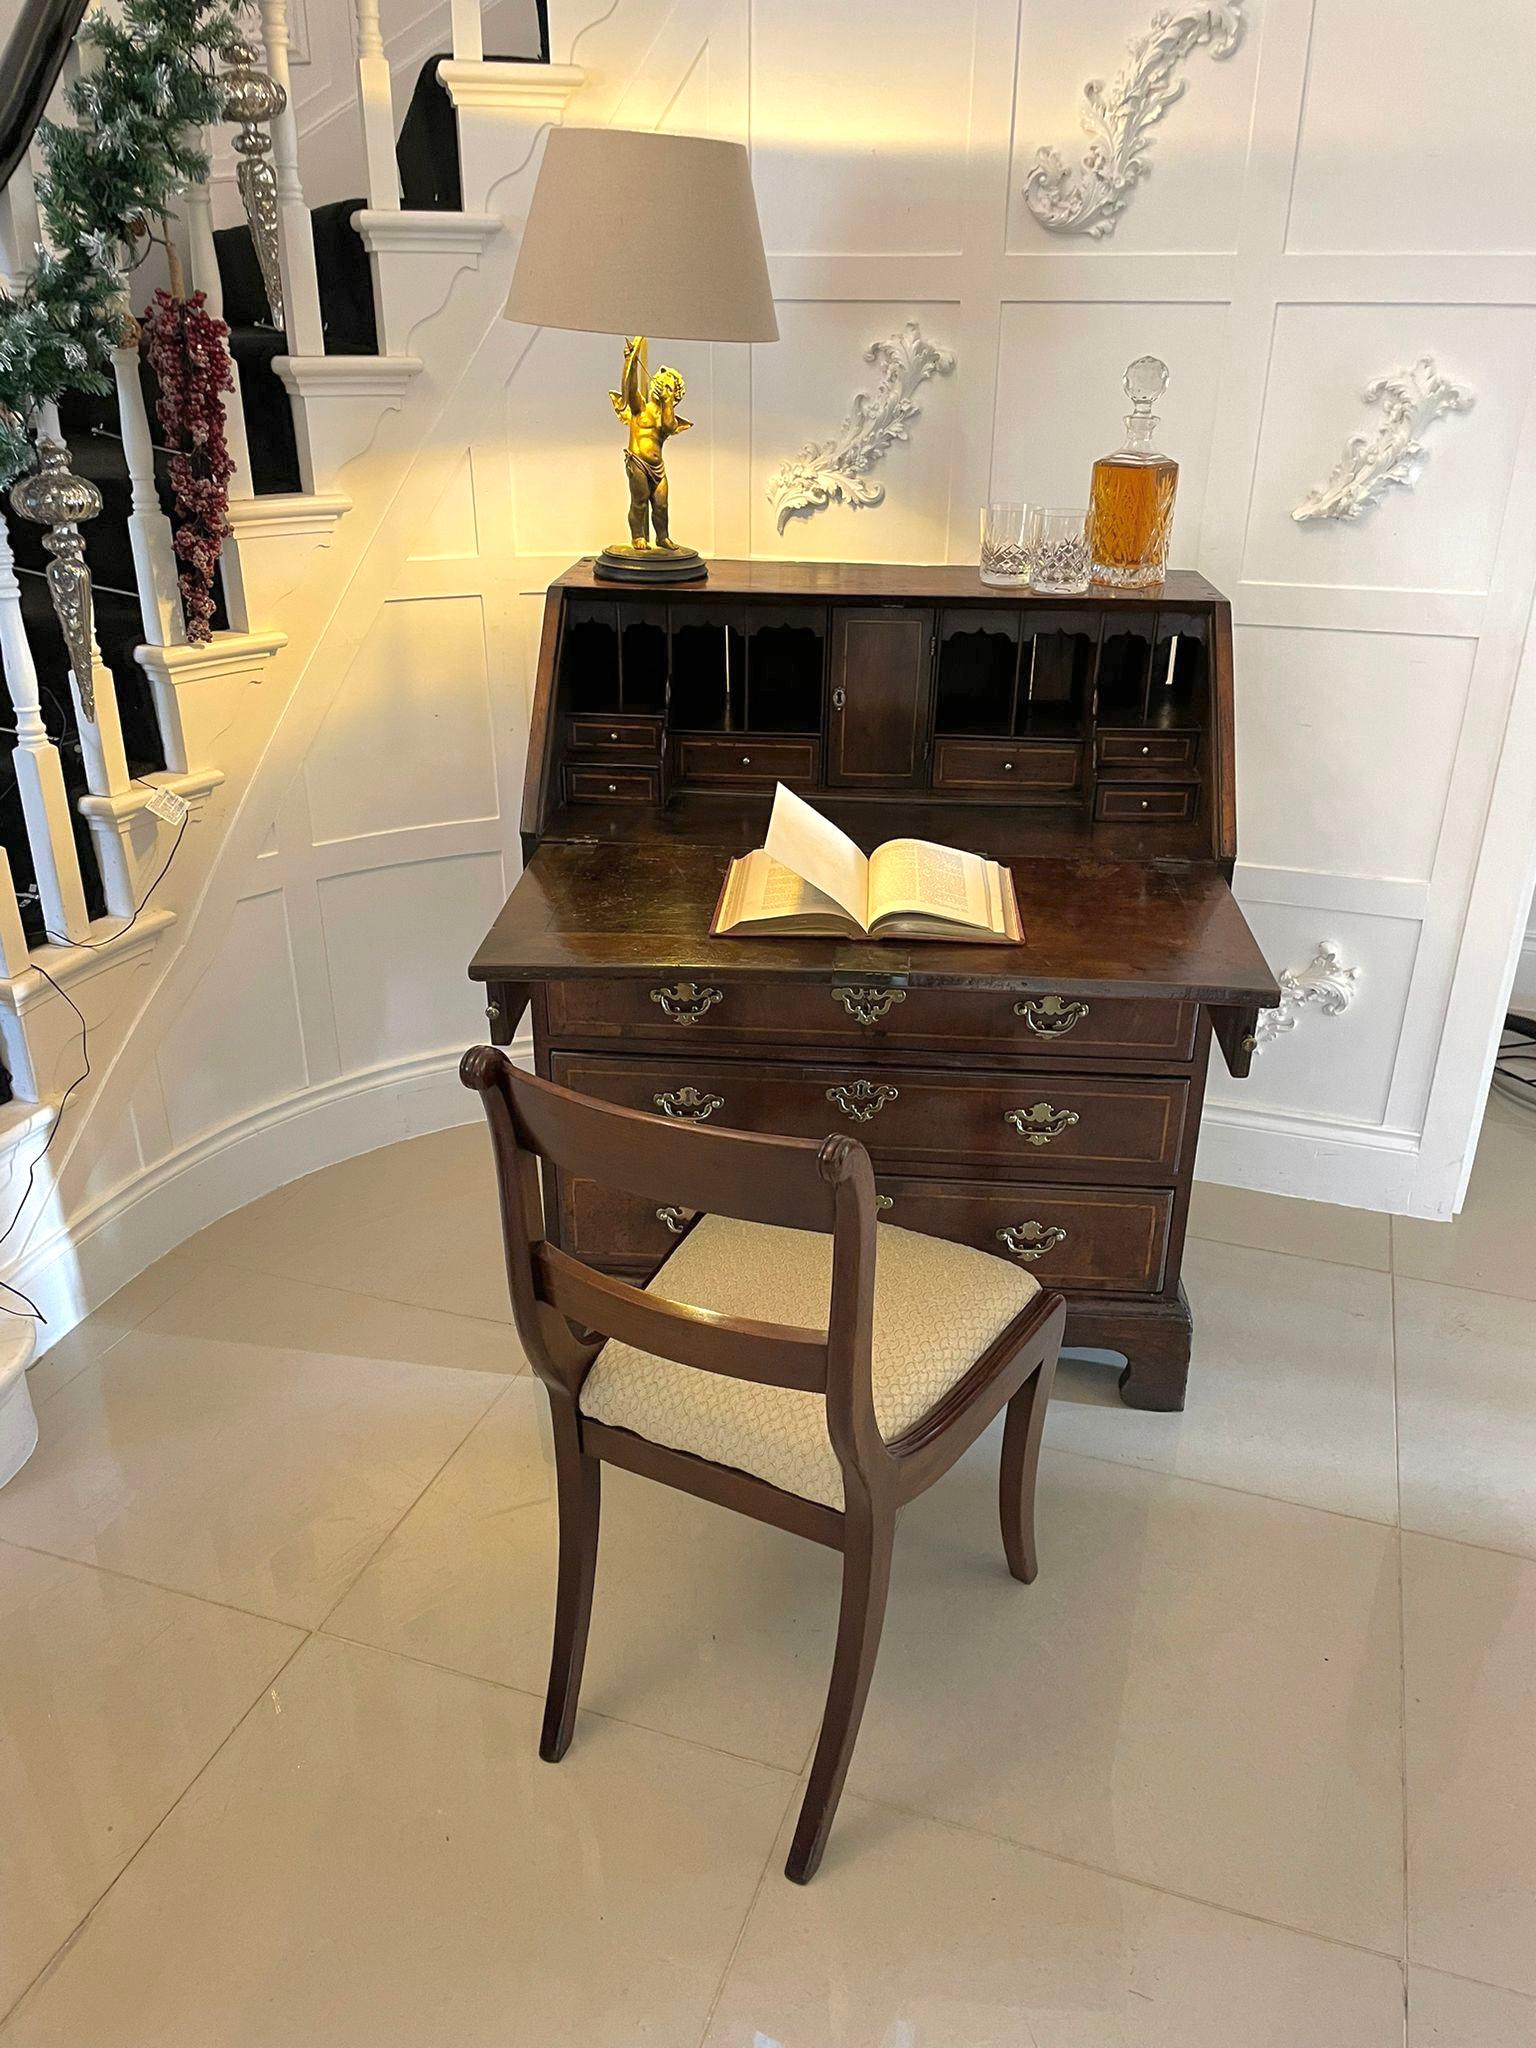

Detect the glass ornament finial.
[{"left": 1124, "top": 355, "right": 1169, "bottom": 414}]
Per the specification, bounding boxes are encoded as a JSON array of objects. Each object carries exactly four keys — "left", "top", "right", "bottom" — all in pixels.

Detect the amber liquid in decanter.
[{"left": 1088, "top": 356, "right": 1178, "bottom": 589}]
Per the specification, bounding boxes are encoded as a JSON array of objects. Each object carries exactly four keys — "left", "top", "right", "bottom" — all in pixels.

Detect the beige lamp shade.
[{"left": 503, "top": 127, "right": 779, "bottom": 344}]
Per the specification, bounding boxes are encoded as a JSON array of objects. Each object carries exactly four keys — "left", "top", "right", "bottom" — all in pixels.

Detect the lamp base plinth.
[{"left": 593, "top": 543, "right": 707, "bottom": 584}]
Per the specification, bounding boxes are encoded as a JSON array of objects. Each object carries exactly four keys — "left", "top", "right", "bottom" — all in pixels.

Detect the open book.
[{"left": 711, "top": 786, "right": 1023, "bottom": 944}]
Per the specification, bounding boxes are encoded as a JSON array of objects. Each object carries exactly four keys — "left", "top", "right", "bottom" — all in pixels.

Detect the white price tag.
[{"left": 143, "top": 787, "right": 191, "bottom": 827}]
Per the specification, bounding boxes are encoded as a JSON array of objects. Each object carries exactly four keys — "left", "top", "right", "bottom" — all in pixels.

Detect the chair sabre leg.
[
  {"left": 999, "top": 1352, "right": 1055, "bottom": 1585},
  {"left": 540, "top": 1402, "right": 601, "bottom": 1763},
  {"left": 786, "top": 1508, "right": 894, "bottom": 1884}
]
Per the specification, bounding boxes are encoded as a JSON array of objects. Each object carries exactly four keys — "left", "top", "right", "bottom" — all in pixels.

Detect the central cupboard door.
[{"left": 828, "top": 608, "right": 932, "bottom": 786}]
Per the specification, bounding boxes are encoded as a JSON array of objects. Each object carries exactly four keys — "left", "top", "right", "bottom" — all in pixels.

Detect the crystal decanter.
[{"left": 1088, "top": 355, "right": 1178, "bottom": 588}]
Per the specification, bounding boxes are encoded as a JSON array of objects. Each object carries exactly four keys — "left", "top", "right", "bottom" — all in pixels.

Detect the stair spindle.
[
  {"left": 0, "top": 848, "right": 31, "bottom": 980},
  {"left": 354, "top": 0, "right": 401, "bottom": 210},
  {"left": 0, "top": 520, "right": 92, "bottom": 945},
  {"left": 450, "top": 0, "right": 484, "bottom": 61},
  {"left": 114, "top": 327, "right": 187, "bottom": 648},
  {"left": 182, "top": 154, "right": 256, "bottom": 507},
  {"left": 257, "top": 0, "right": 326, "bottom": 356},
  {"left": 0, "top": 149, "right": 43, "bottom": 282},
  {"left": 10, "top": 437, "right": 133, "bottom": 832}
]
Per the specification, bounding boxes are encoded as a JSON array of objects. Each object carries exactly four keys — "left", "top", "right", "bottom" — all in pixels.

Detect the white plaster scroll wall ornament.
[
  {"left": 1023, "top": 3, "right": 1246, "bottom": 238},
  {"left": 1252, "top": 944, "right": 1359, "bottom": 1052},
  {"left": 767, "top": 322, "right": 956, "bottom": 533},
  {"left": 1292, "top": 357, "right": 1475, "bottom": 523}
]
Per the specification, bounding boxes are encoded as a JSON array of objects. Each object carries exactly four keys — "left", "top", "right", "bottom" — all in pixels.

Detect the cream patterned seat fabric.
[{"left": 578, "top": 1214, "right": 1039, "bottom": 1510}]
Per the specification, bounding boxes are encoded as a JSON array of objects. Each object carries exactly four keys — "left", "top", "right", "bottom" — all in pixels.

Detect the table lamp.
[{"left": 503, "top": 126, "right": 778, "bottom": 583}]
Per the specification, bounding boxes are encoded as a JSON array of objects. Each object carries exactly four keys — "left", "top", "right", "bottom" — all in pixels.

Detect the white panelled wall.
[{"left": 10, "top": 0, "right": 1536, "bottom": 1352}]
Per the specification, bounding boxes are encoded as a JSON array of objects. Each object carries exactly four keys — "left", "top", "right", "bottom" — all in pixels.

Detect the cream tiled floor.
[{"left": 4, "top": 1104, "right": 1536, "bottom": 2044}]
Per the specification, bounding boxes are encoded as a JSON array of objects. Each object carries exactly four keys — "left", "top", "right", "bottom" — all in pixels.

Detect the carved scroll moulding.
[
  {"left": 766, "top": 321, "right": 955, "bottom": 533},
  {"left": 1024, "top": 3, "right": 1247, "bottom": 239},
  {"left": 1252, "top": 943, "right": 1359, "bottom": 1052},
  {"left": 1293, "top": 356, "right": 1474, "bottom": 524}
]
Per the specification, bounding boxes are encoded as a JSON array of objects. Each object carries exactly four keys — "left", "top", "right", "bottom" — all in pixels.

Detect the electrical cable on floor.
[
  {"left": 0, "top": 786, "right": 191, "bottom": 1323},
  {"left": 1492, "top": 1011, "right": 1536, "bottom": 1114}
]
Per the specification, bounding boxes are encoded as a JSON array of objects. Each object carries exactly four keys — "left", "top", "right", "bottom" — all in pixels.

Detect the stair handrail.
[{"left": 0, "top": 0, "right": 89, "bottom": 193}]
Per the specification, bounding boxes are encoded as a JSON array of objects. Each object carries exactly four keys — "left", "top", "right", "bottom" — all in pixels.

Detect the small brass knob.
[
  {"left": 607, "top": 782, "right": 618, "bottom": 793},
  {"left": 1241, "top": 1033, "right": 1258, "bottom": 1053},
  {"left": 609, "top": 730, "right": 619, "bottom": 740},
  {"left": 1140, "top": 744, "right": 1150, "bottom": 755},
  {"left": 485, "top": 1001, "right": 501, "bottom": 1023},
  {"left": 1003, "top": 760, "right": 1014, "bottom": 771},
  {"left": 741, "top": 755, "right": 751, "bottom": 765}
]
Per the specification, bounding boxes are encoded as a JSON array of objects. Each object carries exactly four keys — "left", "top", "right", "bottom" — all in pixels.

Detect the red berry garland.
[{"left": 139, "top": 288, "right": 235, "bottom": 644}]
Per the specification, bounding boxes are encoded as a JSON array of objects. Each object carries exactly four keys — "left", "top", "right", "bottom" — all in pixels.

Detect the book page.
[
  {"left": 762, "top": 784, "right": 870, "bottom": 927},
  {"left": 868, "top": 839, "right": 992, "bottom": 928},
  {"left": 724, "top": 848, "right": 851, "bottom": 926}
]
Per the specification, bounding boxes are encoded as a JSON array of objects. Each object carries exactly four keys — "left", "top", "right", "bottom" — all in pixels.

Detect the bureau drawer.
[
  {"left": 564, "top": 765, "right": 661, "bottom": 804},
  {"left": 1096, "top": 731, "right": 1199, "bottom": 776},
  {"left": 568, "top": 717, "right": 661, "bottom": 755},
  {"left": 673, "top": 737, "right": 819, "bottom": 787},
  {"left": 547, "top": 1052, "right": 1190, "bottom": 1179},
  {"left": 1093, "top": 783, "right": 1197, "bottom": 824},
  {"left": 876, "top": 1178, "right": 1174, "bottom": 1294},
  {"left": 542, "top": 979, "right": 1197, "bottom": 1063},
  {"left": 554, "top": 1172, "right": 1172, "bottom": 1296},
  {"left": 931, "top": 739, "right": 1081, "bottom": 793}
]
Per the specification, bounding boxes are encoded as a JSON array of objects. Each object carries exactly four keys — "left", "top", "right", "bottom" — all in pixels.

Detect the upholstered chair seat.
[{"left": 579, "top": 1214, "right": 1040, "bottom": 1509}]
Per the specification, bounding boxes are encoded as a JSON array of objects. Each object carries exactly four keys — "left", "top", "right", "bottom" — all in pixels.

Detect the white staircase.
[{"left": 0, "top": 1, "right": 588, "bottom": 1472}]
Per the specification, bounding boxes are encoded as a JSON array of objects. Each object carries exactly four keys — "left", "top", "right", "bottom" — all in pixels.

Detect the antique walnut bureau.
[{"left": 470, "top": 559, "right": 1278, "bottom": 1411}]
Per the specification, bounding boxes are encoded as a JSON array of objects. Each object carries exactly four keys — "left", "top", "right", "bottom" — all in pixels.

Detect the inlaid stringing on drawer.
[
  {"left": 547, "top": 1052, "right": 1191, "bottom": 1178},
  {"left": 541, "top": 979, "right": 1198, "bottom": 1062}
]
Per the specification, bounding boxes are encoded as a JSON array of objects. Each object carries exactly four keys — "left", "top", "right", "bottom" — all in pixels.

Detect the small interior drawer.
[
  {"left": 1096, "top": 731, "right": 1199, "bottom": 776},
  {"left": 568, "top": 717, "right": 661, "bottom": 755},
  {"left": 673, "top": 737, "right": 819, "bottom": 786},
  {"left": 564, "top": 765, "right": 661, "bottom": 804},
  {"left": 932, "top": 739, "right": 1080, "bottom": 793},
  {"left": 1094, "top": 783, "right": 1197, "bottom": 824}
]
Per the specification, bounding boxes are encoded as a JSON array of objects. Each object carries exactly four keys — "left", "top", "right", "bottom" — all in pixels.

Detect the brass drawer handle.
[
  {"left": 876, "top": 1193, "right": 893, "bottom": 1214},
  {"left": 996, "top": 1221, "right": 1068, "bottom": 1262},
  {"left": 833, "top": 985, "right": 906, "bottom": 1027},
  {"left": 826, "top": 1079, "right": 898, "bottom": 1123},
  {"left": 1004, "top": 1101, "right": 1080, "bottom": 1147},
  {"left": 1014, "top": 994, "right": 1090, "bottom": 1037},
  {"left": 653, "top": 1086, "right": 723, "bottom": 1121},
  {"left": 656, "top": 1206, "right": 691, "bottom": 1234},
  {"left": 650, "top": 982, "right": 723, "bottom": 1025}
]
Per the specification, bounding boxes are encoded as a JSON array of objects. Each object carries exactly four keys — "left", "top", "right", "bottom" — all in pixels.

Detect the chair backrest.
[{"left": 461, "top": 1048, "right": 880, "bottom": 1423}]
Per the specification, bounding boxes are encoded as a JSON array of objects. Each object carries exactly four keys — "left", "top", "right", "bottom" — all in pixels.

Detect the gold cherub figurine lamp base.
[{"left": 594, "top": 336, "right": 707, "bottom": 583}]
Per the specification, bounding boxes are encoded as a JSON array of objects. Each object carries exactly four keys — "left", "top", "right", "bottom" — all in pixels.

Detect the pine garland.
[
  {"left": 140, "top": 287, "right": 233, "bottom": 642},
  {"left": 0, "top": 0, "right": 246, "bottom": 488}
]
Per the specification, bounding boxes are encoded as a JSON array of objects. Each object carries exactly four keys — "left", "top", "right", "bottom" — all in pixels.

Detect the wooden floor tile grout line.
[
  {"left": 314, "top": 1621, "right": 816, "bottom": 1780},
  {"left": 1039, "top": 1440, "right": 1403, "bottom": 1535},
  {"left": 307, "top": 1377, "right": 517, "bottom": 1637},
  {"left": 839, "top": 1781, "right": 1412, "bottom": 1970},
  {"left": 0, "top": 1531, "right": 317, "bottom": 1633},
  {"left": 0, "top": 1630, "right": 315, "bottom": 2035},
  {"left": 692, "top": 1773, "right": 806, "bottom": 2048}
]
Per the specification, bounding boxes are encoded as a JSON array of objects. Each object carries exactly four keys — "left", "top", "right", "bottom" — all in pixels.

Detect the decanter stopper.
[{"left": 1124, "top": 355, "right": 1169, "bottom": 414}]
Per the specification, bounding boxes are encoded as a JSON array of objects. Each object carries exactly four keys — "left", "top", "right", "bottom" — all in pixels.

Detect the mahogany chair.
[{"left": 461, "top": 1046, "right": 1067, "bottom": 1883}]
